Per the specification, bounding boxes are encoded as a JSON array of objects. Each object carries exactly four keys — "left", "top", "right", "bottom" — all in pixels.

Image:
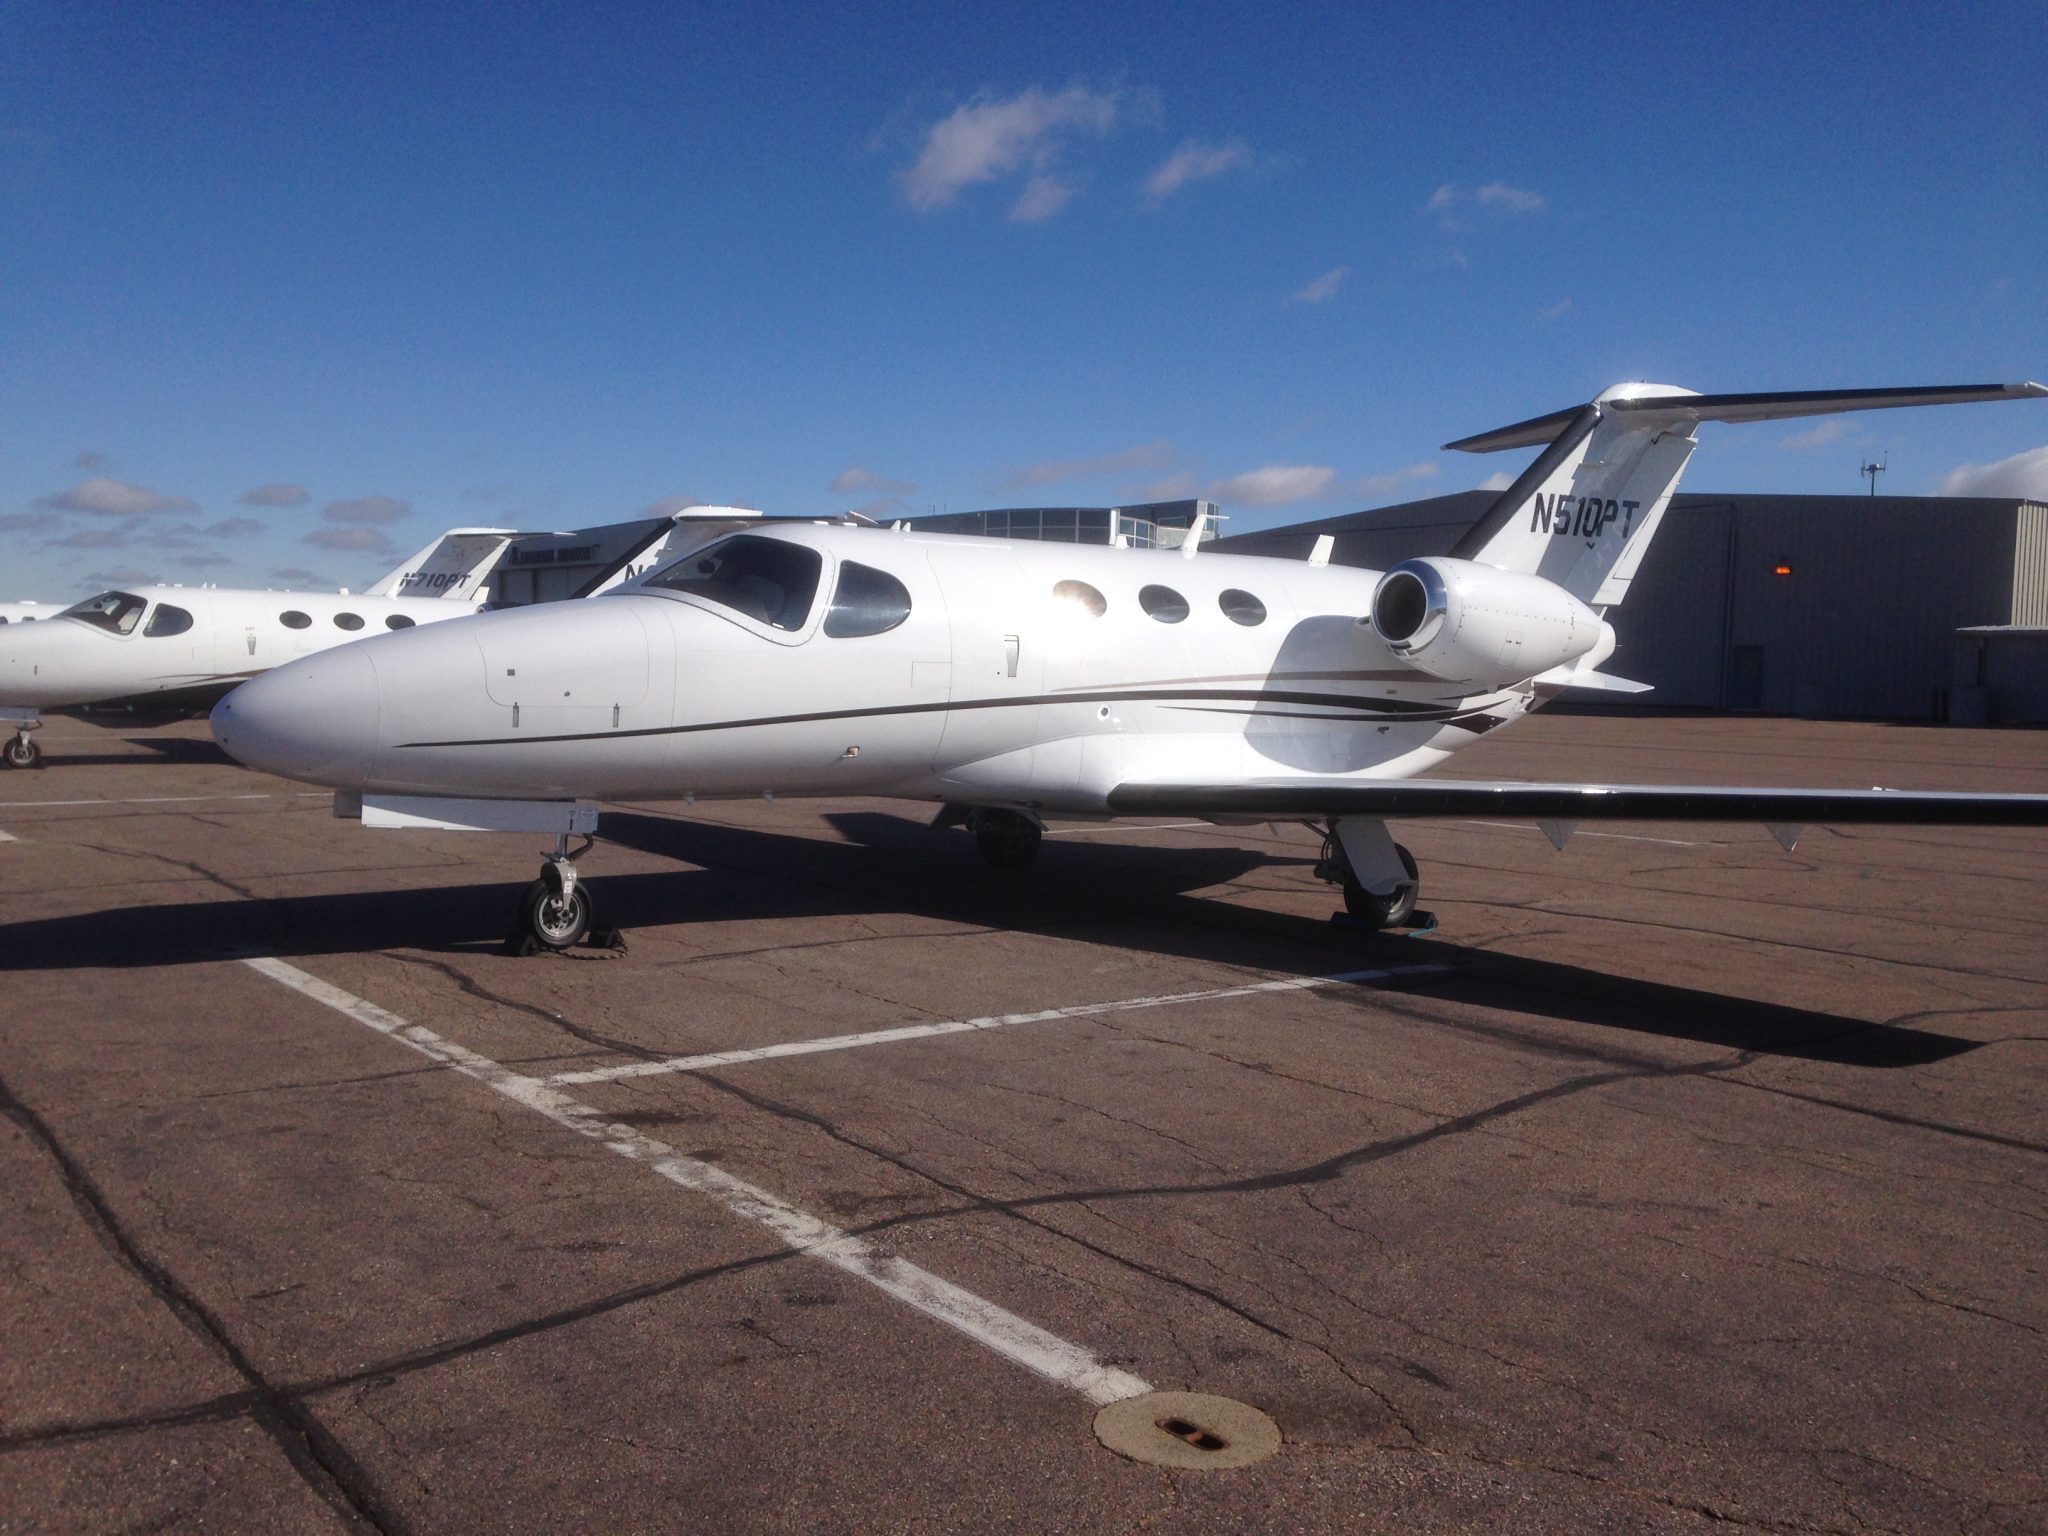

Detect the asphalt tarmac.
[{"left": 2, "top": 710, "right": 2043, "bottom": 1534}]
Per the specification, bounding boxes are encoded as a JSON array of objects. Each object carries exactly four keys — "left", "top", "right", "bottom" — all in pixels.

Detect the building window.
[
  {"left": 1219, "top": 589, "right": 1266, "bottom": 626},
  {"left": 1053, "top": 579, "right": 1106, "bottom": 617},
  {"left": 824, "top": 561, "right": 913, "bottom": 638},
  {"left": 142, "top": 604, "right": 194, "bottom": 638},
  {"left": 334, "top": 612, "right": 365, "bottom": 631},
  {"left": 1139, "top": 584, "right": 1189, "bottom": 623},
  {"left": 385, "top": 614, "right": 416, "bottom": 630}
]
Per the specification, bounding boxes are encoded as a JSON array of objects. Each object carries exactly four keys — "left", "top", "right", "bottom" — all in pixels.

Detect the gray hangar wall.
[{"left": 1217, "top": 492, "right": 2048, "bottom": 722}]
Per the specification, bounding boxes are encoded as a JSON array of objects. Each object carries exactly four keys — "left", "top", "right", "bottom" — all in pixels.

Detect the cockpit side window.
[
  {"left": 644, "top": 535, "right": 823, "bottom": 632},
  {"left": 143, "top": 603, "right": 194, "bottom": 637},
  {"left": 823, "top": 561, "right": 912, "bottom": 638},
  {"left": 61, "top": 591, "right": 148, "bottom": 635}
]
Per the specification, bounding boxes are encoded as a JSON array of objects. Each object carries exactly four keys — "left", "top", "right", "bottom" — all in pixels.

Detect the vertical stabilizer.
[{"left": 367, "top": 528, "right": 519, "bottom": 601}]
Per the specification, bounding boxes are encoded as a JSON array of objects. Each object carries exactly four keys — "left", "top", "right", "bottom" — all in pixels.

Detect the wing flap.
[{"left": 1106, "top": 779, "right": 2048, "bottom": 826}]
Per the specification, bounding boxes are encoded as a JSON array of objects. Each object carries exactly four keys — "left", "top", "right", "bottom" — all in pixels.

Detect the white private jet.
[
  {"left": 212, "top": 382, "right": 2048, "bottom": 951},
  {"left": 0, "top": 602, "right": 53, "bottom": 624},
  {"left": 1, "top": 528, "right": 516, "bottom": 768}
]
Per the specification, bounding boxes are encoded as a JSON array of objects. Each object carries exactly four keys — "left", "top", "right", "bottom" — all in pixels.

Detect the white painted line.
[
  {"left": 549, "top": 965, "right": 1452, "bottom": 1088},
  {"left": 1451, "top": 818, "right": 1706, "bottom": 848},
  {"left": 0, "top": 791, "right": 329, "bottom": 809},
  {"left": 0, "top": 829, "right": 17, "bottom": 844},
  {"left": 242, "top": 956, "right": 1154, "bottom": 1408}
]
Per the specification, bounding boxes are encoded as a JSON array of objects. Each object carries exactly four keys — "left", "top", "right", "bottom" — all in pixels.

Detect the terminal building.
[{"left": 1217, "top": 491, "right": 2048, "bottom": 724}]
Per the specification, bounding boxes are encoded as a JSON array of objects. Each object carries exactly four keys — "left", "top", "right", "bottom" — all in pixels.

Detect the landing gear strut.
[
  {"left": 971, "top": 807, "right": 1043, "bottom": 870},
  {"left": 1316, "top": 820, "right": 1422, "bottom": 930},
  {"left": 516, "top": 833, "right": 597, "bottom": 952}
]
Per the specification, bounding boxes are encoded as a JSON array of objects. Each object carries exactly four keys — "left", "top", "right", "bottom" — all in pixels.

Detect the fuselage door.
[{"left": 927, "top": 543, "right": 1042, "bottom": 777}]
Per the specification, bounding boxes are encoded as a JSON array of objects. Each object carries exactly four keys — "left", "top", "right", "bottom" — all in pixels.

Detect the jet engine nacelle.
[{"left": 1369, "top": 556, "right": 1609, "bottom": 687}]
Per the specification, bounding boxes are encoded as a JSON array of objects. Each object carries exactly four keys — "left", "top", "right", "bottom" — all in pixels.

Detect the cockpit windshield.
[
  {"left": 60, "top": 591, "right": 149, "bottom": 635},
  {"left": 644, "top": 535, "right": 822, "bottom": 632}
]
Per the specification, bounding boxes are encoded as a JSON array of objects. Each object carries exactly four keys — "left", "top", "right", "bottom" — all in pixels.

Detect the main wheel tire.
[
  {"left": 3, "top": 736, "right": 41, "bottom": 769},
  {"left": 973, "top": 810, "right": 1042, "bottom": 870},
  {"left": 520, "top": 878, "right": 591, "bottom": 950},
  {"left": 1342, "top": 844, "right": 1420, "bottom": 928}
]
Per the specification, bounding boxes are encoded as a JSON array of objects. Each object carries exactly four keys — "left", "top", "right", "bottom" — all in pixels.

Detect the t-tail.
[
  {"left": 366, "top": 527, "right": 521, "bottom": 602},
  {"left": 1443, "top": 382, "right": 2047, "bottom": 607}
]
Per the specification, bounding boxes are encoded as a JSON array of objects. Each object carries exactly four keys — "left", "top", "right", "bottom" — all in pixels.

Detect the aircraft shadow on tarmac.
[
  {"left": 0, "top": 808, "right": 1977, "bottom": 1069},
  {"left": 20, "top": 734, "right": 239, "bottom": 769}
]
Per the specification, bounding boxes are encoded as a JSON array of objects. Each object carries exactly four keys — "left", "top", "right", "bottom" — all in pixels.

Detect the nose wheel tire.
[
  {"left": 4, "top": 736, "right": 41, "bottom": 769},
  {"left": 1341, "top": 843, "right": 1420, "bottom": 929},
  {"left": 521, "top": 878, "right": 592, "bottom": 951}
]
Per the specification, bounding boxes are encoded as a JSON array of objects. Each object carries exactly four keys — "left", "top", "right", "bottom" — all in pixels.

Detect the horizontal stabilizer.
[
  {"left": 1540, "top": 669, "right": 1653, "bottom": 695},
  {"left": 1107, "top": 779, "right": 2048, "bottom": 827},
  {"left": 1446, "top": 382, "right": 2046, "bottom": 453}
]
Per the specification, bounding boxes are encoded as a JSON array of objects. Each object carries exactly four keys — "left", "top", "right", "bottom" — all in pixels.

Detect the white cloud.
[
  {"left": 1478, "top": 470, "right": 1515, "bottom": 492},
  {"left": 1350, "top": 462, "right": 1439, "bottom": 501},
  {"left": 1779, "top": 418, "right": 1852, "bottom": 450},
  {"left": 1008, "top": 174, "right": 1073, "bottom": 222},
  {"left": 307, "top": 525, "right": 397, "bottom": 555},
  {"left": 1207, "top": 464, "right": 1336, "bottom": 507},
  {"left": 848, "top": 497, "right": 913, "bottom": 521},
  {"left": 1144, "top": 139, "right": 1250, "bottom": 204},
  {"left": 322, "top": 495, "right": 410, "bottom": 525},
  {"left": 239, "top": 482, "right": 312, "bottom": 507},
  {"left": 1537, "top": 297, "right": 1572, "bottom": 321},
  {"left": 1425, "top": 184, "right": 1457, "bottom": 214},
  {"left": 899, "top": 86, "right": 1120, "bottom": 213},
  {"left": 1936, "top": 445, "right": 2048, "bottom": 499},
  {"left": 206, "top": 516, "right": 267, "bottom": 538},
  {"left": 1000, "top": 440, "right": 1173, "bottom": 491},
  {"left": 1292, "top": 266, "right": 1348, "bottom": 304},
  {"left": 1475, "top": 181, "right": 1545, "bottom": 212},
  {"left": 81, "top": 566, "right": 162, "bottom": 588},
  {"left": 37, "top": 477, "right": 197, "bottom": 516},
  {"left": 50, "top": 523, "right": 138, "bottom": 549},
  {"left": 830, "top": 467, "right": 917, "bottom": 497}
]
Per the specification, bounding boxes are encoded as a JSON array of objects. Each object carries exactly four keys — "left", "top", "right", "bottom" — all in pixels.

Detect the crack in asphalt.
[{"left": 0, "top": 1067, "right": 409, "bottom": 1535}]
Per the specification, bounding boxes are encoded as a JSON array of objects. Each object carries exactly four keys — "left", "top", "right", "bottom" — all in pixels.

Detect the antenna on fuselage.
[{"left": 1178, "top": 503, "right": 1209, "bottom": 560}]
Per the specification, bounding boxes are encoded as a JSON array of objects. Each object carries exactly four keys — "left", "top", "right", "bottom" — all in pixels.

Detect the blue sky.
[{"left": 4, "top": 1, "right": 2045, "bottom": 598}]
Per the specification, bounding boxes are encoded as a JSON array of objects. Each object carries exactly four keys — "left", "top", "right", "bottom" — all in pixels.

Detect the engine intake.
[{"left": 1369, "top": 556, "right": 1607, "bottom": 687}]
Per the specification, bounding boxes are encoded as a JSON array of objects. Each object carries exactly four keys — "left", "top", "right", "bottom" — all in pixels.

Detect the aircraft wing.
[{"left": 1105, "top": 778, "right": 2048, "bottom": 828}]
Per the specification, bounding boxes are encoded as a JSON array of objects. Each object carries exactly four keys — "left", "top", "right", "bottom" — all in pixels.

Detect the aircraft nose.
[{"left": 211, "top": 646, "right": 382, "bottom": 785}]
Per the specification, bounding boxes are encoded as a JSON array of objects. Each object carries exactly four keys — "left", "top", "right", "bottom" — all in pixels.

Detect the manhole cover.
[{"left": 1092, "top": 1391, "right": 1281, "bottom": 1470}]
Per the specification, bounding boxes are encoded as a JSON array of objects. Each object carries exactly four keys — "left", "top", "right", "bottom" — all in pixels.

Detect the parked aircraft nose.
[{"left": 212, "top": 646, "right": 381, "bottom": 786}]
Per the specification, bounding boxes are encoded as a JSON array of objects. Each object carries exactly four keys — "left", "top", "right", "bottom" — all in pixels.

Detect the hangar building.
[{"left": 1217, "top": 491, "right": 2048, "bottom": 724}]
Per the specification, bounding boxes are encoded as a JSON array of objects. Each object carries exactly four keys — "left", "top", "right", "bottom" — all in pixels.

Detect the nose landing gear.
[
  {"left": 2, "top": 712, "right": 43, "bottom": 770},
  {"left": 512, "top": 833, "right": 623, "bottom": 955}
]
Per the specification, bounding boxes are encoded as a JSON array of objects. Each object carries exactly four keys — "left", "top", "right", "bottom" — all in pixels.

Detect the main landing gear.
[
  {"left": 971, "top": 807, "right": 1043, "bottom": 870},
  {"left": 1316, "top": 818, "right": 1424, "bottom": 931},
  {"left": 511, "top": 833, "right": 624, "bottom": 955}
]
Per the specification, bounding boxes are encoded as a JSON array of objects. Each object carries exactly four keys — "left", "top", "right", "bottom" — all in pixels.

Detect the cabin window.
[
  {"left": 1053, "top": 579, "right": 1106, "bottom": 617},
  {"left": 60, "top": 591, "right": 148, "bottom": 635},
  {"left": 644, "top": 534, "right": 822, "bottom": 632},
  {"left": 1139, "top": 584, "right": 1189, "bottom": 623},
  {"left": 1219, "top": 588, "right": 1267, "bottom": 626},
  {"left": 280, "top": 610, "right": 312, "bottom": 629},
  {"left": 385, "top": 614, "right": 416, "bottom": 630},
  {"left": 823, "top": 561, "right": 912, "bottom": 638},
  {"left": 143, "top": 604, "right": 194, "bottom": 638},
  {"left": 334, "top": 612, "right": 365, "bottom": 631}
]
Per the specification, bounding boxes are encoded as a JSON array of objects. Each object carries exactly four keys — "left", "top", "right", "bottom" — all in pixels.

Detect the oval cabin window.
[
  {"left": 385, "top": 614, "right": 416, "bottom": 630},
  {"left": 823, "top": 561, "right": 913, "bottom": 638},
  {"left": 334, "top": 612, "right": 365, "bottom": 631},
  {"left": 1138, "top": 584, "right": 1189, "bottom": 623},
  {"left": 1219, "top": 589, "right": 1267, "bottom": 626},
  {"left": 280, "top": 610, "right": 312, "bottom": 630},
  {"left": 1052, "top": 579, "right": 1106, "bottom": 617}
]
